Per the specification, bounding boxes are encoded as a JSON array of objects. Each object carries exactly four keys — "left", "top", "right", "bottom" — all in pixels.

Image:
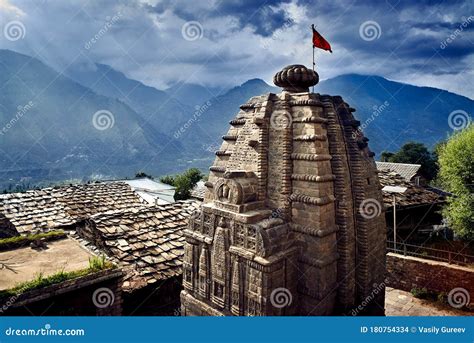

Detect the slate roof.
[
  {"left": 0, "top": 182, "right": 144, "bottom": 235},
  {"left": 376, "top": 162, "right": 421, "bottom": 181},
  {"left": 190, "top": 180, "right": 206, "bottom": 200},
  {"left": 378, "top": 170, "right": 445, "bottom": 208},
  {"left": 78, "top": 200, "right": 201, "bottom": 291}
]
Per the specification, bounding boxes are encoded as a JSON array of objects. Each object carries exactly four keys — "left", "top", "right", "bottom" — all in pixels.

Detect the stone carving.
[
  {"left": 181, "top": 64, "right": 386, "bottom": 316},
  {"left": 214, "top": 179, "right": 242, "bottom": 204}
]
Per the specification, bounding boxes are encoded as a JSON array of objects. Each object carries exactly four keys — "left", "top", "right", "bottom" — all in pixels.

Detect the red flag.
[{"left": 312, "top": 25, "right": 332, "bottom": 53}]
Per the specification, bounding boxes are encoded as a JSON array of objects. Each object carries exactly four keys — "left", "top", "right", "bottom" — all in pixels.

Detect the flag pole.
[{"left": 312, "top": 44, "right": 315, "bottom": 94}]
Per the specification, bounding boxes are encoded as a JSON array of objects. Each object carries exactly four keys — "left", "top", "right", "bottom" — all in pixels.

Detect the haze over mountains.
[{"left": 0, "top": 49, "right": 472, "bottom": 190}]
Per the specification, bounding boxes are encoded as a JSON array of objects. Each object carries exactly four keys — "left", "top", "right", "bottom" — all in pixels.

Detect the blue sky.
[{"left": 0, "top": 0, "right": 472, "bottom": 98}]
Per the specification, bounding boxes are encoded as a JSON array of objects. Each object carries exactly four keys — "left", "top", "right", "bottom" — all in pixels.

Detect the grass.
[
  {"left": 88, "top": 255, "right": 111, "bottom": 272},
  {"left": 410, "top": 287, "right": 431, "bottom": 299},
  {"left": 0, "top": 255, "right": 114, "bottom": 299},
  {"left": 0, "top": 231, "right": 66, "bottom": 251},
  {"left": 411, "top": 288, "right": 450, "bottom": 305}
]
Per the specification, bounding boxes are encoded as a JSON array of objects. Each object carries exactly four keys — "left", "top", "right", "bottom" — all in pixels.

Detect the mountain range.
[{"left": 0, "top": 49, "right": 472, "bottom": 190}]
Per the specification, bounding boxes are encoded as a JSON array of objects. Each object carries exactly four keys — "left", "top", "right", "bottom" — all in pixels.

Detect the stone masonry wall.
[{"left": 386, "top": 253, "right": 474, "bottom": 308}]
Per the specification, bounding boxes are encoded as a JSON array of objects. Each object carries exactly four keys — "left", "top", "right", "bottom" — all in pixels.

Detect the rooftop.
[
  {"left": 376, "top": 162, "right": 421, "bottom": 181},
  {"left": 75, "top": 200, "right": 201, "bottom": 291},
  {"left": 378, "top": 170, "right": 445, "bottom": 208},
  {"left": 114, "top": 178, "right": 176, "bottom": 205},
  {"left": 190, "top": 180, "right": 206, "bottom": 200},
  {"left": 0, "top": 237, "right": 93, "bottom": 291},
  {"left": 0, "top": 182, "right": 145, "bottom": 236}
]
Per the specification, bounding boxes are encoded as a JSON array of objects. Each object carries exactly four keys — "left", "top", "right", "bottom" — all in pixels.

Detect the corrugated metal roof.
[{"left": 376, "top": 162, "right": 421, "bottom": 181}]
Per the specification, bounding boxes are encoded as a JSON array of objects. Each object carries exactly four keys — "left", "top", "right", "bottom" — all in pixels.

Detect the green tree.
[
  {"left": 159, "top": 168, "right": 204, "bottom": 200},
  {"left": 184, "top": 168, "right": 203, "bottom": 186},
  {"left": 159, "top": 175, "right": 175, "bottom": 186},
  {"left": 173, "top": 174, "right": 193, "bottom": 200},
  {"left": 437, "top": 125, "right": 474, "bottom": 239},
  {"left": 383, "top": 142, "right": 438, "bottom": 180}
]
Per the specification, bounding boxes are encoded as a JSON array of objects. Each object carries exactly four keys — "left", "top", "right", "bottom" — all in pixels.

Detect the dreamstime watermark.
[
  {"left": 0, "top": 282, "right": 30, "bottom": 314},
  {"left": 202, "top": 142, "right": 220, "bottom": 153},
  {"left": 181, "top": 21, "right": 203, "bottom": 41},
  {"left": 440, "top": 16, "right": 474, "bottom": 49},
  {"left": 3, "top": 20, "right": 26, "bottom": 41},
  {"left": 270, "top": 191, "right": 301, "bottom": 220},
  {"left": 352, "top": 101, "right": 389, "bottom": 139},
  {"left": 174, "top": 101, "right": 212, "bottom": 139},
  {"left": 448, "top": 110, "right": 471, "bottom": 131},
  {"left": 0, "top": 101, "right": 35, "bottom": 136},
  {"left": 5, "top": 324, "right": 85, "bottom": 337},
  {"left": 359, "top": 20, "right": 382, "bottom": 41},
  {"left": 84, "top": 12, "right": 123, "bottom": 50},
  {"left": 447, "top": 287, "right": 470, "bottom": 309},
  {"left": 92, "top": 110, "right": 115, "bottom": 131},
  {"left": 270, "top": 110, "right": 292, "bottom": 130},
  {"left": 92, "top": 287, "right": 115, "bottom": 308},
  {"left": 359, "top": 198, "right": 382, "bottom": 219},
  {"left": 270, "top": 287, "right": 293, "bottom": 308},
  {"left": 351, "top": 279, "right": 387, "bottom": 315}
]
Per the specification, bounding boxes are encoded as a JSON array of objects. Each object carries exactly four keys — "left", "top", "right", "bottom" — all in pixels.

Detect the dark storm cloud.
[
  {"left": 0, "top": 0, "right": 472, "bottom": 97},
  {"left": 145, "top": 0, "right": 293, "bottom": 36}
]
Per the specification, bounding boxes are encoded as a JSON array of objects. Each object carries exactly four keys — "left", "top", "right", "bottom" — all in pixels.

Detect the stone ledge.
[
  {"left": 387, "top": 252, "right": 474, "bottom": 272},
  {"left": 6, "top": 269, "right": 123, "bottom": 307}
]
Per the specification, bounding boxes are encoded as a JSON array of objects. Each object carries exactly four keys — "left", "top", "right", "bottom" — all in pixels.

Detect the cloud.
[
  {"left": 0, "top": 0, "right": 25, "bottom": 16},
  {"left": 0, "top": 0, "right": 472, "bottom": 98}
]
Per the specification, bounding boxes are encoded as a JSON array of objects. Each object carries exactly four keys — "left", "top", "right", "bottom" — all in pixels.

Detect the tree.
[
  {"left": 135, "top": 171, "right": 154, "bottom": 179},
  {"left": 183, "top": 168, "right": 203, "bottom": 186},
  {"left": 382, "top": 142, "right": 438, "bottom": 180},
  {"left": 173, "top": 174, "right": 193, "bottom": 200},
  {"left": 159, "top": 175, "right": 175, "bottom": 186},
  {"left": 159, "top": 168, "right": 204, "bottom": 200},
  {"left": 437, "top": 125, "right": 474, "bottom": 239},
  {"left": 380, "top": 151, "right": 394, "bottom": 162}
]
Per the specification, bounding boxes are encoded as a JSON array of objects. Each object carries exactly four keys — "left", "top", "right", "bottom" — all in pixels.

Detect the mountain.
[
  {"left": 316, "top": 74, "right": 474, "bottom": 155},
  {"left": 64, "top": 63, "right": 192, "bottom": 133},
  {"left": 165, "top": 82, "right": 227, "bottom": 108},
  {"left": 0, "top": 49, "right": 183, "bottom": 189},
  {"left": 63, "top": 63, "right": 276, "bottom": 163},
  {"left": 2, "top": 49, "right": 472, "bottom": 189}
]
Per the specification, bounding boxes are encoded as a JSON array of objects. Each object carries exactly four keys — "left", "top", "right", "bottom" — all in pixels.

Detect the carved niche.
[
  {"left": 198, "top": 246, "right": 210, "bottom": 298},
  {"left": 214, "top": 179, "right": 243, "bottom": 204},
  {"left": 183, "top": 243, "right": 195, "bottom": 291},
  {"left": 211, "top": 218, "right": 230, "bottom": 308},
  {"left": 212, "top": 171, "right": 259, "bottom": 212},
  {"left": 231, "top": 258, "right": 241, "bottom": 315}
]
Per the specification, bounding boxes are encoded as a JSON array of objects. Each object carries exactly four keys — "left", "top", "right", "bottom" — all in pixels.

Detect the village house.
[
  {"left": 376, "top": 165, "right": 446, "bottom": 243},
  {"left": 376, "top": 161, "right": 425, "bottom": 185}
]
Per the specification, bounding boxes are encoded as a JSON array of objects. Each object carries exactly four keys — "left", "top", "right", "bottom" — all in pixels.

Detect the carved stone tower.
[{"left": 181, "top": 64, "right": 386, "bottom": 316}]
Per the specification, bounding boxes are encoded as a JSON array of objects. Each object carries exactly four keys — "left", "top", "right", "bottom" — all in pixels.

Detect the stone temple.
[{"left": 181, "top": 64, "right": 386, "bottom": 316}]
